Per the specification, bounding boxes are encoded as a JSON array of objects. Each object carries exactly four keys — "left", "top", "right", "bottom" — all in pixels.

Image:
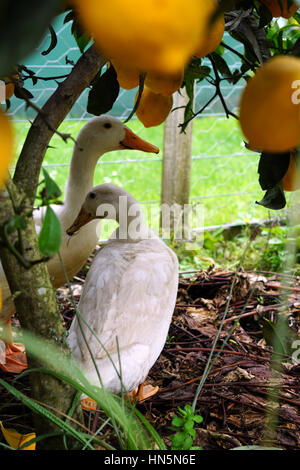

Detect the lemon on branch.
[
  {"left": 74, "top": 0, "right": 212, "bottom": 73},
  {"left": 111, "top": 61, "right": 140, "bottom": 90},
  {"left": 145, "top": 69, "right": 183, "bottom": 96},
  {"left": 194, "top": 0, "right": 225, "bottom": 58},
  {"left": 0, "top": 110, "right": 14, "bottom": 188},
  {"left": 239, "top": 55, "right": 300, "bottom": 153},
  {"left": 136, "top": 86, "right": 173, "bottom": 127}
]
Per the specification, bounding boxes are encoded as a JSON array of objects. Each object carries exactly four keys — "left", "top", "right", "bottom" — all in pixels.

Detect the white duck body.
[
  {"left": 0, "top": 117, "right": 158, "bottom": 319},
  {"left": 67, "top": 184, "right": 178, "bottom": 394}
]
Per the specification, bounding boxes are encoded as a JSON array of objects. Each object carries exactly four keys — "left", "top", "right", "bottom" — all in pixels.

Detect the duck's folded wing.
[
  {"left": 67, "top": 245, "right": 125, "bottom": 362},
  {"left": 68, "top": 242, "right": 178, "bottom": 368}
]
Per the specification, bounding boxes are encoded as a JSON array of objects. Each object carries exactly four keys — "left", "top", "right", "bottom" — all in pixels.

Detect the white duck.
[
  {"left": 66, "top": 183, "right": 178, "bottom": 405},
  {"left": 0, "top": 116, "right": 159, "bottom": 373}
]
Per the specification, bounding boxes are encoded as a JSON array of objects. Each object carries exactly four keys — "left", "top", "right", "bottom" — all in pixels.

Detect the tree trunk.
[{"left": 0, "top": 46, "right": 105, "bottom": 450}]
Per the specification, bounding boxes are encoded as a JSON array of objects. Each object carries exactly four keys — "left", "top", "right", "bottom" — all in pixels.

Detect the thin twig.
[{"left": 15, "top": 85, "right": 76, "bottom": 145}]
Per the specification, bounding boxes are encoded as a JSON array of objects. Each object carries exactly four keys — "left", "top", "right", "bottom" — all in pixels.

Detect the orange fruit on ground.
[
  {"left": 258, "top": 0, "right": 298, "bottom": 18},
  {"left": 74, "top": 0, "right": 212, "bottom": 73},
  {"left": 282, "top": 151, "right": 300, "bottom": 191},
  {"left": 0, "top": 110, "right": 14, "bottom": 188},
  {"left": 239, "top": 55, "right": 300, "bottom": 153},
  {"left": 112, "top": 62, "right": 140, "bottom": 90},
  {"left": 136, "top": 86, "right": 173, "bottom": 127},
  {"left": 145, "top": 69, "right": 183, "bottom": 96},
  {"left": 194, "top": 0, "right": 225, "bottom": 58}
]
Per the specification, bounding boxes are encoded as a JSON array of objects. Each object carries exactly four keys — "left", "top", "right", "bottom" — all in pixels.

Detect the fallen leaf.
[{"left": 0, "top": 420, "right": 36, "bottom": 450}]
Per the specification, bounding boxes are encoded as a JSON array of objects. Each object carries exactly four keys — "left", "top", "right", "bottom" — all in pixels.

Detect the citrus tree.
[{"left": 0, "top": 0, "right": 300, "bottom": 449}]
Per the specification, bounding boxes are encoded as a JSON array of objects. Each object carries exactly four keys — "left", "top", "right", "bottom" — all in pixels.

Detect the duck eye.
[
  {"left": 104, "top": 122, "right": 112, "bottom": 129},
  {"left": 89, "top": 192, "right": 96, "bottom": 199}
]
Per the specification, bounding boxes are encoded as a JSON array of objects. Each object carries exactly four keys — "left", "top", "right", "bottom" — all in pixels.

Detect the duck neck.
[{"left": 64, "top": 145, "right": 103, "bottom": 220}]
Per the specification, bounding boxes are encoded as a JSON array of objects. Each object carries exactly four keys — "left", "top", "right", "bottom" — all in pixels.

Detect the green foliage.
[
  {"left": 35, "top": 169, "right": 63, "bottom": 258},
  {"left": 40, "top": 168, "right": 62, "bottom": 205},
  {"left": 64, "top": 9, "right": 91, "bottom": 53},
  {"left": 4, "top": 328, "right": 166, "bottom": 450},
  {"left": 266, "top": 17, "right": 300, "bottom": 56},
  {"left": 5, "top": 214, "right": 27, "bottom": 234},
  {"left": 38, "top": 206, "right": 62, "bottom": 257},
  {"left": 87, "top": 66, "right": 120, "bottom": 116},
  {"left": 169, "top": 404, "right": 203, "bottom": 450}
]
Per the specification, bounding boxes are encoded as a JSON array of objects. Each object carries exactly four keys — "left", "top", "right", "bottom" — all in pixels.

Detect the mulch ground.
[{"left": 1, "top": 247, "right": 300, "bottom": 450}]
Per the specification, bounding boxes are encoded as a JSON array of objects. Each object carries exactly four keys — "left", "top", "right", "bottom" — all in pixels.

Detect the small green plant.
[{"left": 169, "top": 404, "right": 203, "bottom": 450}]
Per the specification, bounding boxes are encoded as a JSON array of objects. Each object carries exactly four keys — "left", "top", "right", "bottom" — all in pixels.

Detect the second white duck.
[{"left": 66, "top": 183, "right": 178, "bottom": 402}]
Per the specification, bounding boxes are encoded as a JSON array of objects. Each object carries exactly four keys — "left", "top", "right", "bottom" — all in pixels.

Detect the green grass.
[{"left": 11, "top": 116, "right": 270, "bottom": 229}]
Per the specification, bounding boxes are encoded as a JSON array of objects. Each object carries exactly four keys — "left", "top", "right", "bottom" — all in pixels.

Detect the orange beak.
[
  {"left": 66, "top": 208, "right": 95, "bottom": 236},
  {"left": 120, "top": 127, "right": 159, "bottom": 154}
]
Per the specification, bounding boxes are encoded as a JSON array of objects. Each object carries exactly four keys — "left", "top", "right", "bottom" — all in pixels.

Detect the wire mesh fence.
[{"left": 8, "top": 14, "right": 284, "bottom": 233}]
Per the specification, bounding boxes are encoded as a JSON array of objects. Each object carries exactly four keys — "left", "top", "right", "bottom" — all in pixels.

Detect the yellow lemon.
[
  {"left": 0, "top": 420, "right": 36, "bottom": 450},
  {"left": 194, "top": 0, "right": 225, "bottom": 58},
  {"left": 145, "top": 69, "right": 183, "bottom": 96},
  {"left": 3, "top": 73, "right": 18, "bottom": 99},
  {"left": 239, "top": 55, "right": 300, "bottom": 153},
  {"left": 136, "top": 86, "right": 173, "bottom": 127},
  {"left": 74, "top": 0, "right": 212, "bottom": 73},
  {"left": 0, "top": 110, "right": 14, "bottom": 188},
  {"left": 112, "top": 61, "right": 140, "bottom": 90}
]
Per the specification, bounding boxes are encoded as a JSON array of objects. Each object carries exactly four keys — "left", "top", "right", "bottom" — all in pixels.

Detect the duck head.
[
  {"left": 66, "top": 183, "right": 140, "bottom": 236},
  {"left": 76, "top": 115, "right": 160, "bottom": 155}
]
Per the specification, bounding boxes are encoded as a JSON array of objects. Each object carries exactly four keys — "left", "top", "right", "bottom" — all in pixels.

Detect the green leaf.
[
  {"left": 256, "top": 184, "right": 286, "bottom": 210},
  {"left": 38, "top": 206, "right": 62, "bottom": 257},
  {"left": 71, "top": 18, "right": 91, "bottom": 53},
  {"left": 42, "top": 168, "right": 62, "bottom": 201},
  {"left": 183, "top": 435, "right": 194, "bottom": 450},
  {"left": 210, "top": 51, "right": 233, "bottom": 80},
  {"left": 194, "top": 415, "right": 203, "bottom": 424},
  {"left": 181, "top": 74, "right": 195, "bottom": 133},
  {"left": 74, "top": 32, "right": 91, "bottom": 53},
  {"left": 87, "top": 65, "right": 120, "bottom": 116},
  {"left": 183, "top": 418, "right": 195, "bottom": 433},
  {"left": 170, "top": 432, "right": 186, "bottom": 449},
  {"left": 14, "top": 86, "right": 34, "bottom": 100},
  {"left": 185, "top": 60, "right": 211, "bottom": 82},
  {"left": 258, "top": 152, "right": 290, "bottom": 191},
  {"left": 172, "top": 415, "right": 185, "bottom": 428},
  {"left": 293, "top": 12, "right": 300, "bottom": 24},
  {"left": 6, "top": 215, "right": 27, "bottom": 234}
]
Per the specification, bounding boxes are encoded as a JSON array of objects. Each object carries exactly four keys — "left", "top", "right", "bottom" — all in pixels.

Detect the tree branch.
[{"left": 13, "top": 45, "right": 106, "bottom": 201}]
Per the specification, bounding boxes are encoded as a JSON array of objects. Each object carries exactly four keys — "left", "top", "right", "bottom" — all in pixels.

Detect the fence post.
[{"left": 160, "top": 87, "right": 194, "bottom": 238}]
